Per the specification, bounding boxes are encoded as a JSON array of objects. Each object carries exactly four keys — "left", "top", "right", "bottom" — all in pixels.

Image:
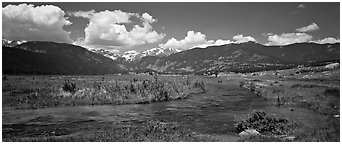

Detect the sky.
[{"left": 2, "top": 2, "right": 340, "bottom": 54}]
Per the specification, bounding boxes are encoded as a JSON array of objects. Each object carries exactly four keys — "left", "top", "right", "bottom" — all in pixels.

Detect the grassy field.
[
  {"left": 2, "top": 74, "right": 205, "bottom": 109},
  {"left": 3, "top": 119, "right": 215, "bottom": 142},
  {"left": 237, "top": 67, "right": 340, "bottom": 142},
  {"left": 2, "top": 66, "right": 340, "bottom": 142}
]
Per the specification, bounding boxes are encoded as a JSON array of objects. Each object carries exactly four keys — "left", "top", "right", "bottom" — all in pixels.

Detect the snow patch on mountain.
[
  {"left": 88, "top": 47, "right": 181, "bottom": 61},
  {"left": 140, "top": 47, "right": 180, "bottom": 58},
  {"left": 2, "top": 39, "right": 27, "bottom": 47},
  {"left": 122, "top": 50, "right": 140, "bottom": 61},
  {"left": 89, "top": 49, "right": 121, "bottom": 60}
]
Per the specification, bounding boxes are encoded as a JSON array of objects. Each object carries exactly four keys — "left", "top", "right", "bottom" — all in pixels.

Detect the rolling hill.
[{"left": 3, "top": 41, "right": 125, "bottom": 75}]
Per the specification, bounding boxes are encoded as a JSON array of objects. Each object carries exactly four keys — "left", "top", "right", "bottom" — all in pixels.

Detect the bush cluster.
[
  {"left": 62, "top": 80, "right": 76, "bottom": 94},
  {"left": 4, "top": 75, "right": 206, "bottom": 109},
  {"left": 234, "top": 110, "right": 298, "bottom": 135},
  {"left": 58, "top": 76, "right": 206, "bottom": 106}
]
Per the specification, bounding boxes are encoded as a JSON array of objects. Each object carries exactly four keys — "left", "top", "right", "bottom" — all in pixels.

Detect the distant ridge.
[
  {"left": 2, "top": 40, "right": 339, "bottom": 75},
  {"left": 3, "top": 41, "right": 125, "bottom": 75},
  {"left": 128, "top": 41, "right": 340, "bottom": 74}
]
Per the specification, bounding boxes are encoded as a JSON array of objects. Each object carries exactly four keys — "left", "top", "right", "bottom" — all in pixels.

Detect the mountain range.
[
  {"left": 90, "top": 47, "right": 181, "bottom": 61},
  {"left": 124, "top": 41, "right": 339, "bottom": 74},
  {"left": 2, "top": 39, "right": 340, "bottom": 75},
  {"left": 2, "top": 39, "right": 181, "bottom": 62},
  {"left": 3, "top": 41, "right": 125, "bottom": 75}
]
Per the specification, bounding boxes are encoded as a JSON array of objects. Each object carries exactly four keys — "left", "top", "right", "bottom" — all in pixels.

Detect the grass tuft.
[{"left": 3, "top": 75, "right": 206, "bottom": 109}]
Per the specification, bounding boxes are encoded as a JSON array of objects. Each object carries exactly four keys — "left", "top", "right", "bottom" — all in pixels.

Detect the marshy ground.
[{"left": 2, "top": 66, "right": 340, "bottom": 142}]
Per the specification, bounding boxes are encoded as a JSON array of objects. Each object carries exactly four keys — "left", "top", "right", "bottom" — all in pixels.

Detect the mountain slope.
[
  {"left": 3, "top": 41, "right": 125, "bottom": 75},
  {"left": 138, "top": 47, "right": 180, "bottom": 58},
  {"left": 122, "top": 50, "right": 140, "bottom": 61},
  {"left": 2, "top": 40, "right": 339, "bottom": 75},
  {"left": 130, "top": 42, "right": 340, "bottom": 74},
  {"left": 89, "top": 48, "right": 124, "bottom": 61}
]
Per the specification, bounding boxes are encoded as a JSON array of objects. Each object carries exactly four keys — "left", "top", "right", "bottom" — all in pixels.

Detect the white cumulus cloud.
[
  {"left": 265, "top": 33, "right": 313, "bottom": 46},
  {"left": 194, "top": 39, "right": 234, "bottom": 48},
  {"left": 159, "top": 31, "right": 208, "bottom": 50},
  {"left": 295, "top": 23, "right": 320, "bottom": 32},
  {"left": 233, "top": 34, "right": 256, "bottom": 43},
  {"left": 311, "top": 37, "right": 340, "bottom": 44},
  {"left": 212, "top": 39, "right": 235, "bottom": 46},
  {"left": 142, "top": 13, "right": 156, "bottom": 23},
  {"left": 69, "top": 10, "right": 165, "bottom": 49},
  {"left": 160, "top": 32, "right": 257, "bottom": 51},
  {"left": 2, "top": 3, "right": 72, "bottom": 43}
]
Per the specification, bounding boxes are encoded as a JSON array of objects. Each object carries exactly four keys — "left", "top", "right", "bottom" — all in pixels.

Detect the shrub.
[
  {"left": 193, "top": 81, "right": 205, "bottom": 92},
  {"left": 129, "top": 82, "right": 136, "bottom": 94},
  {"left": 62, "top": 80, "right": 76, "bottom": 94},
  {"left": 239, "top": 81, "right": 245, "bottom": 88},
  {"left": 234, "top": 110, "right": 298, "bottom": 135}
]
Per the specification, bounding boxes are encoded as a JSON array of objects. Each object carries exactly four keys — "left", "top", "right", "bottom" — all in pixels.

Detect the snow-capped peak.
[
  {"left": 122, "top": 50, "right": 140, "bottom": 61},
  {"left": 89, "top": 47, "right": 181, "bottom": 61},
  {"left": 2, "top": 39, "right": 12, "bottom": 45},
  {"left": 140, "top": 48, "right": 164, "bottom": 57},
  {"left": 89, "top": 48, "right": 121, "bottom": 60},
  {"left": 14, "top": 40, "right": 27, "bottom": 45},
  {"left": 165, "top": 47, "right": 181, "bottom": 53},
  {"left": 2, "top": 39, "right": 27, "bottom": 47},
  {"left": 140, "top": 47, "right": 180, "bottom": 58}
]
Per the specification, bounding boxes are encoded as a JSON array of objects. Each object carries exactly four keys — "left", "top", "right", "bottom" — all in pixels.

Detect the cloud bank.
[
  {"left": 69, "top": 10, "right": 165, "bottom": 50},
  {"left": 311, "top": 37, "right": 340, "bottom": 44},
  {"left": 265, "top": 33, "right": 313, "bottom": 46},
  {"left": 233, "top": 34, "right": 256, "bottom": 43},
  {"left": 159, "top": 31, "right": 207, "bottom": 50},
  {"left": 2, "top": 3, "right": 72, "bottom": 43},
  {"left": 265, "top": 22, "right": 339, "bottom": 46},
  {"left": 160, "top": 31, "right": 256, "bottom": 50}
]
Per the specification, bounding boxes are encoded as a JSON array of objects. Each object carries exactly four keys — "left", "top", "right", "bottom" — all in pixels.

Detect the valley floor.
[{"left": 2, "top": 67, "right": 340, "bottom": 142}]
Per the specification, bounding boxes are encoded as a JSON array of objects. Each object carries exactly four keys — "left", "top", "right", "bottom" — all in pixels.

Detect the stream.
[{"left": 2, "top": 79, "right": 327, "bottom": 141}]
